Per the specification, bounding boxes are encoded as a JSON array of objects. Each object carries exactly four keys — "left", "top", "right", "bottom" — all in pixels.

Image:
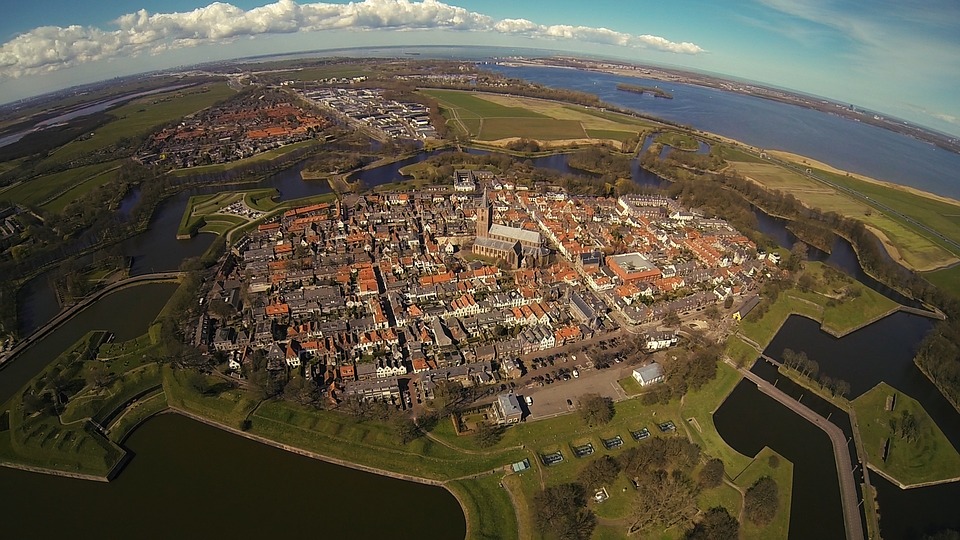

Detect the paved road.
[
  {"left": 737, "top": 364, "right": 865, "bottom": 540},
  {"left": 0, "top": 272, "right": 183, "bottom": 368}
]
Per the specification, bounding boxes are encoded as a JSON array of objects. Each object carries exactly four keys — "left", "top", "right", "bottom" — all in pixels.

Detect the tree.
[
  {"left": 797, "top": 272, "right": 816, "bottom": 293},
  {"left": 85, "top": 362, "right": 113, "bottom": 391},
  {"left": 394, "top": 416, "right": 421, "bottom": 444},
  {"left": 628, "top": 469, "right": 700, "bottom": 534},
  {"left": 698, "top": 458, "right": 725, "bottom": 488},
  {"left": 744, "top": 476, "right": 779, "bottom": 526},
  {"left": 474, "top": 422, "right": 505, "bottom": 448},
  {"left": 662, "top": 311, "right": 681, "bottom": 327},
  {"left": 578, "top": 455, "right": 621, "bottom": 489},
  {"left": 578, "top": 394, "right": 614, "bottom": 427},
  {"left": 685, "top": 506, "right": 740, "bottom": 540},
  {"left": 283, "top": 376, "right": 321, "bottom": 407},
  {"left": 208, "top": 298, "right": 235, "bottom": 320},
  {"left": 534, "top": 483, "right": 596, "bottom": 540}
]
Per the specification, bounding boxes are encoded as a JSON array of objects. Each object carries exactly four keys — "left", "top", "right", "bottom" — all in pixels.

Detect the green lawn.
[
  {"left": 0, "top": 332, "right": 125, "bottom": 477},
  {"left": 923, "top": 265, "right": 960, "bottom": 300},
  {"left": 618, "top": 375, "right": 644, "bottom": 397},
  {"left": 680, "top": 363, "right": 754, "bottom": 477},
  {"left": 814, "top": 167, "right": 960, "bottom": 261},
  {"left": 734, "top": 447, "right": 793, "bottom": 539},
  {"left": 198, "top": 217, "right": 246, "bottom": 235},
  {"left": 585, "top": 129, "right": 640, "bottom": 142},
  {"left": 107, "top": 391, "right": 168, "bottom": 444},
  {"left": 737, "top": 262, "right": 897, "bottom": 348},
  {"left": 655, "top": 131, "right": 699, "bottom": 151},
  {"left": 244, "top": 189, "right": 281, "bottom": 212},
  {"left": 853, "top": 382, "right": 960, "bottom": 485},
  {"left": 42, "top": 166, "right": 121, "bottom": 213},
  {"left": 249, "top": 399, "right": 524, "bottom": 480},
  {"left": 725, "top": 335, "right": 760, "bottom": 367},
  {"left": 178, "top": 193, "right": 253, "bottom": 237},
  {"left": 729, "top": 154, "right": 960, "bottom": 271},
  {"left": 448, "top": 475, "right": 519, "bottom": 540},
  {"left": 697, "top": 479, "right": 743, "bottom": 519},
  {"left": 162, "top": 366, "right": 260, "bottom": 429}
]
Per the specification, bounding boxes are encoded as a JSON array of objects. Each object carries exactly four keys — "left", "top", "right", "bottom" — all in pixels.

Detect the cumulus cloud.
[{"left": 0, "top": 0, "right": 703, "bottom": 79}]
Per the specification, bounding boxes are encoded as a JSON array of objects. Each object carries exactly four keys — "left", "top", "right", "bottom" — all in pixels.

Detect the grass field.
[
  {"left": 42, "top": 166, "right": 121, "bottom": 213},
  {"left": 736, "top": 262, "right": 898, "bottom": 349},
  {"left": 1, "top": 161, "right": 121, "bottom": 208},
  {"left": 479, "top": 118, "right": 586, "bottom": 141},
  {"left": 421, "top": 89, "right": 646, "bottom": 144},
  {"left": 923, "top": 265, "right": 960, "bottom": 299},
  {"left": 725, "top": 335, "right": 761, "bottom": 366},
  {"left": 41, "top": 83, "right": 236, "bottom": 168},
  {"left": 656, "top": 131, "right": 699, "bottom": 150},
  {"left": 728, "top": 158, "right": 960, "bottom": 271},
  {"left": 853, "top": 382, "right": 960, "bottom": 485},
  {"left": 734, "top": 447, "right": 794, "bottom": 539},
  {"left": 178, "top": 190, "right": 272, "bottom": 237},
  {"left": 448, "top": 475, "right": 519, "bottom": 540}
]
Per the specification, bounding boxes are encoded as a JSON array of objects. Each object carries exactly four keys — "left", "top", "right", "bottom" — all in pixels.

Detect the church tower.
[{"left": 476, "top": 190, "right": 492, "bottom": 238}]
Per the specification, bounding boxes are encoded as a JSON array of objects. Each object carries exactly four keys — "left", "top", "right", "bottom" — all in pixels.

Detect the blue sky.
[{"left": 2, "top": 0, "right": 958, "bottom": 136}]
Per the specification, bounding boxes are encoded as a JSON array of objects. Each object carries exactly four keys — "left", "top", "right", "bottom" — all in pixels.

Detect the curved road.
[{"left": 0, "top": 272, "right": 183, "bottom": 369}]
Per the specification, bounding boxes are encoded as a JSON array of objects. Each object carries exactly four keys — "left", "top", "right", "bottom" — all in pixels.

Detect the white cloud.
[{"left": 0, "top": 0, "right": 703, "bottom": 80}]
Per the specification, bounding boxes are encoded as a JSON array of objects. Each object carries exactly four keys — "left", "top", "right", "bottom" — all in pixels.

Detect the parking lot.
[{"left": 519, "top": 363, "right": 631, "bottom": 420}]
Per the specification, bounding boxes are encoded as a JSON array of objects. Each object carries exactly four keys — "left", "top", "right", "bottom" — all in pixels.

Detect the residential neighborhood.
[
  {"left": 137, "top": 88, "right": 329, "bottom": 168},
  {"left": 196, "top": 169, "right": 777, "bottom": 424}
]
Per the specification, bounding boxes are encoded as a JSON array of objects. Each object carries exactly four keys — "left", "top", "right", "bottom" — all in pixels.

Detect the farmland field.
[
  {"left": 728, "top": 159, "right": 960, "bottom": 271},
  {"left": 421, "top": 89, "right": 646, "bottom": 143}
]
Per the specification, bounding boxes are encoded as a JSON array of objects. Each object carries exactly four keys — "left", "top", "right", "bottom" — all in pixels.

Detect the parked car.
[{"left": 525, "top": 396, "right": 533, "bottom": 406}]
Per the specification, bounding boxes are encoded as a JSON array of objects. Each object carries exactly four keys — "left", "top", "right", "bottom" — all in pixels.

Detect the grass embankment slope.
[
  {"left": 727, "top": 262, "right": 898, "bottom": 364},
  {"left": 733, "top": 447, "right": 794, "bottom": 540},
  {"left": 853, "top": 382, "right": 960, "bottom": 486},
  {"left": 726, "top": 152, "right": 960, "bottom": 273},
  {"left": 421, "top": 89, "right": 651, "bottom": 146}
]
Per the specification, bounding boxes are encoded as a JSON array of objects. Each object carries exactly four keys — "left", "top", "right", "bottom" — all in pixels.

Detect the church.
[{"left": 472, "top": 191, "right": 549, "bottom": 269}]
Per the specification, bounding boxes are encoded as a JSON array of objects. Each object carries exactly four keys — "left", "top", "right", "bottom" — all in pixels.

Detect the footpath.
[{"left": 734, "top": 363, "right": 865, "bottom": 540}]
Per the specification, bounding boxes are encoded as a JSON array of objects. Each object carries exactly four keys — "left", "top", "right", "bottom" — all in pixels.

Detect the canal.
[{"left": 0, "top": 413, "right": 466, "bottom": 539}]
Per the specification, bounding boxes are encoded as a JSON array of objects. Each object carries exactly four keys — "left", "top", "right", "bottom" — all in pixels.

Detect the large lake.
[{"left": 489, "top": 64, "right": 960, "bottom": 200}]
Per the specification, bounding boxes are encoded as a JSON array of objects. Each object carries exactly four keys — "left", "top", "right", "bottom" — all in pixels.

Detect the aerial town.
[
  {"left": 198, "top": 169, "right": 772, "bottom": 423},
  {"left": 137, "top": 88, "right": 329, "bottom": 168}
]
